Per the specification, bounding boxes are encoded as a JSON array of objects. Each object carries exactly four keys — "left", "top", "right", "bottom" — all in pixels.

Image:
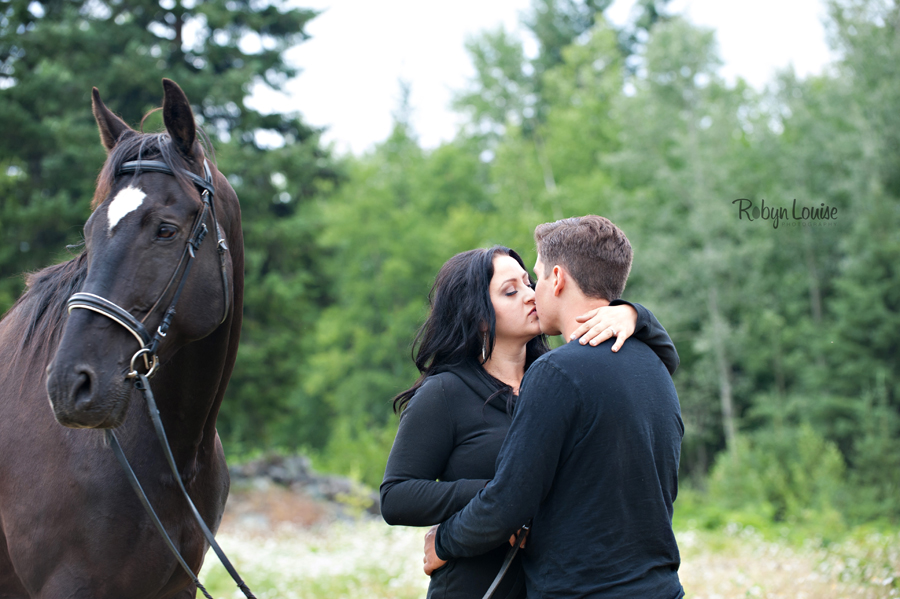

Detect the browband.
[{"left": 118, "top": 160, "right": 215, "bottom": 197}]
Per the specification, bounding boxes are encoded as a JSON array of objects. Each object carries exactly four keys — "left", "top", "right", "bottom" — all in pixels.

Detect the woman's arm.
[
  {"left": 568, "top": 301, "right": 679, "bottom": 375},
  {"left": 380, "top": 376, "right": 489, "bottom": 526}
]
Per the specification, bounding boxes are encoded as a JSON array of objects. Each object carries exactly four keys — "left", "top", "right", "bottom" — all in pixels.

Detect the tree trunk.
[{"left": 708, "top": 285, "right": 736, "bottom": 452}]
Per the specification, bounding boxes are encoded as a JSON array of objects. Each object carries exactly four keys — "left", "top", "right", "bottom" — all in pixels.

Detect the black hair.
[{"left": 393, "top": 246, "right": 550, "bottom": 413}]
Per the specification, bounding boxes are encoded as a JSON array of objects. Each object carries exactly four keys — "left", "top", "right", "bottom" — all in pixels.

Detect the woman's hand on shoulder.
[{"left": 569, "top": 304, "right": 638, "bottom": 352}]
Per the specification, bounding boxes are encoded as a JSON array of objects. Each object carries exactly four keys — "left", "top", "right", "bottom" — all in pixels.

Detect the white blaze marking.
[{"left": 107, "top": 186, "right": 146, "bottom": 232}]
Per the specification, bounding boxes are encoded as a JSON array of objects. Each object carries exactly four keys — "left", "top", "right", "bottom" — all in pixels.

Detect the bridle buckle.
[{"left": 127, "top": 348, "right": 159, "bottom": 379}]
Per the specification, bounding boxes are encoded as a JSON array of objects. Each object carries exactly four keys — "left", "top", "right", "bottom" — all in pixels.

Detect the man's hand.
[{"left": 423, "top": 525, "right": 447, "bottom": 576}]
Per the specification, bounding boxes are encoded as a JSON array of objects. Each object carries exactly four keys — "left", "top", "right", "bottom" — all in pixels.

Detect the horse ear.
[
  {"left": 92, "top": 88, "right": 133, "bottom": 152},
  {"left": 162, "top": 79, "right": 197, "bottom": 159}
]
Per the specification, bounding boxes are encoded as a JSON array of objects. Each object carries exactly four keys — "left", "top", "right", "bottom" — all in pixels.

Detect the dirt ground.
[{"left": 220, "top": 483, "right": 333, "bottom": 531}]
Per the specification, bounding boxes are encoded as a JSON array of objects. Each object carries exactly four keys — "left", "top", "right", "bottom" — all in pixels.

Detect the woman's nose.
[{"left": 524, "top": 285, "right": 535, "bottom": 302}]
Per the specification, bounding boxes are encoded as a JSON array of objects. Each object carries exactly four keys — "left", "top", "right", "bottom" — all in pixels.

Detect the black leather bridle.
[
  {"left": 65, "top": 159, "right": 255, "bottom": 599},
  {"left": 67, "top": 158, "right": 230, "bottom": 379}
]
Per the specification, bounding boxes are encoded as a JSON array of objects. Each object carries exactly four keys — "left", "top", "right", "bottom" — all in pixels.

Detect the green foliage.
[
  {"left": 305, "top": 124, "right": 499, "bottom": 470},
  {"left": 844, "top": 372, "right": 900, "bottom": 522},
  {"left": 215, "top": 132, "right": 340, "bottom": 450},
  {"left": 707, "top": 425, "right": 847, "bottom": 531},
  {"left": 525, "top": 0, "right": 613, "bottom": 76},
  {"left": 309, "top": 420, "right": 397, "bottom": 491},
  {"left": 454, "top": 26, "right": 532, "bottom": 138}
]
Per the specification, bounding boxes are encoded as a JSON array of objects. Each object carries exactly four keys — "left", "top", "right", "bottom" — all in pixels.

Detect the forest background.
[{"left": 1, "top": 0, "right": 898, "bottom": 543}]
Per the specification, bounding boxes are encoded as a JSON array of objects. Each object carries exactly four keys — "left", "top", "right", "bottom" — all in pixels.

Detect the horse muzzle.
[{"left": 46, "top": 360, "right": 132, "bottom": 429}]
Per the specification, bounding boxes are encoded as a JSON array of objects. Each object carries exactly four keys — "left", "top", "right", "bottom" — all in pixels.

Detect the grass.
[
  {"left": 199, "top": 520, "right": 899, "bottom": 599},
  {"left": 677, "top": 525, "right": 899, "bottom": 598},
  {"left": 199, "top": 520, "right": 430, "bottom": 599}
]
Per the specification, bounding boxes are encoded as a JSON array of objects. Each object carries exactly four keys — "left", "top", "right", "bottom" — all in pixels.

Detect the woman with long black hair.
[{"left": 380, "top": 246, "right": 678, "bottom": 599}]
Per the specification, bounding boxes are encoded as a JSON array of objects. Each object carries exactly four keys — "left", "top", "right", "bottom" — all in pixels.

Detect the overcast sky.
[{"left": 249, "top": 0, "right": 835, "bottom": 155}]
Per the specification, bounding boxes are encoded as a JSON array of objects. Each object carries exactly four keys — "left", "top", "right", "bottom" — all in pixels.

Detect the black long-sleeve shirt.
[
  {"left": 381, "top": 302, "right": 678, "bottom": 599},
  {"left": 384, "top": 360, "right": 528, "bottom": 599},
  {"left": 434, "top": 337, "right": 685, "bottom": 599}
]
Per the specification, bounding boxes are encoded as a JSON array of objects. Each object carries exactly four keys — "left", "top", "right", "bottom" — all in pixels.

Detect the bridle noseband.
[{"left": 67, "top": 158, "right": 231, "bottom": 379}]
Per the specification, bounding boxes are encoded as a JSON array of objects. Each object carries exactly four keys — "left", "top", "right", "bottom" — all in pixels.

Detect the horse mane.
[{"left": 2, "top": 252, "right": 89, "bottom": 373}]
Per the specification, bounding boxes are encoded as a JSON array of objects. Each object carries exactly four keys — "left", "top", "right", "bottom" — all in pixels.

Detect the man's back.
[
  {"left": 435, "top": 338, "right": 684, "bottom": 598},
  {"left": 518, "top": 338, "right": 683, "bottom": 597}
]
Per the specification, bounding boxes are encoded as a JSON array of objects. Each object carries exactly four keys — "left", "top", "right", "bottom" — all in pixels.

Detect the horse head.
[{"left": 46, "top": 79, "right": 241, "bottom": 429}]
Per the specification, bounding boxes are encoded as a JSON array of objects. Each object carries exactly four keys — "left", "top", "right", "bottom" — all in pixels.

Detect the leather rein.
[{"left": 66, "top": 159, "right": 255, "bottom": 599}]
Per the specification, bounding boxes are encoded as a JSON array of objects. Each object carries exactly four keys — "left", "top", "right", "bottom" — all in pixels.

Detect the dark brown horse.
[{"left": 0, "top": 80, "right": 244, "bottom": 598}]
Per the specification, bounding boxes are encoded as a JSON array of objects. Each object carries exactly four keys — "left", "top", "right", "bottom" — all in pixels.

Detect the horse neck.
[{"left": 134, "top": 321, "right": 233, "bottom": 475}]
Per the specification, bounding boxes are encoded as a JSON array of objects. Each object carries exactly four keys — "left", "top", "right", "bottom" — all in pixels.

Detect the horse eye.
[{"left": 156, "top": 224, "right": 178, "bottom": 239}]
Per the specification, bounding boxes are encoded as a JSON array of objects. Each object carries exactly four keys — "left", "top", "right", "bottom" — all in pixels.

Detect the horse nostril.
[{"left": 73, "top": 367, "right": 95, "bottom": 410}]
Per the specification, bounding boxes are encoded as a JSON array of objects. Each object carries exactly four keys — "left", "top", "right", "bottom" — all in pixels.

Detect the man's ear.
[{"left": 552, "top": 265, "right": 566, "bottom": 297}]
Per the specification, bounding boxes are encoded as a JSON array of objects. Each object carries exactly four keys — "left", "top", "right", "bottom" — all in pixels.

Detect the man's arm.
[{"left": 432, "top": 360, "right": 579, "bottom": 560}]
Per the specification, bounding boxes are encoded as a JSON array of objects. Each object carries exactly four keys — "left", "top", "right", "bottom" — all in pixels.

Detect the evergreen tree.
[
  {"left": 822, "top": 0, "right": 900, "bottom": 520},
  {"left": 306, "top": 103, "right": 497, "bottom": 486}
]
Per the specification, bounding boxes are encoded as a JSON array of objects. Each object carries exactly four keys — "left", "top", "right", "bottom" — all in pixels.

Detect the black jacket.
[
  {"left": 381, "top": 301, "right": 678, "bottom": 599},
  {"left": 434, "top": 338, "right": 684, "bottom": 598}
]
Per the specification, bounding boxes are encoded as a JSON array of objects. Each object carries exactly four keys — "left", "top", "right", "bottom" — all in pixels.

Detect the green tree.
[
  {"left": 821, "top": 0, "right": 900, "bottom": 520},
  {"left": 596, "top": 18, "right": 752, "bottom": 468},
  {"left": 306, "top": 98, "right": 505, "bottom": 485}
]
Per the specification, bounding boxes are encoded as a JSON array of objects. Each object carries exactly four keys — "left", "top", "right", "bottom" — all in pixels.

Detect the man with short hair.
[{"left": 424, "top": 215, "right": 684, "bottom": 598}]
